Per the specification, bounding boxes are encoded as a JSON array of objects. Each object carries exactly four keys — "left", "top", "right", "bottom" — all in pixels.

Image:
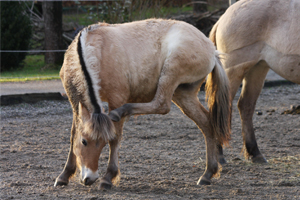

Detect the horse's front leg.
[
  {"left": 54, "top": 145, "right": 76, "bottom": 186},
  {"left": 54, "top": 119, "right": 77, "bottom": 186},
  {"left": 109, "top": 74, "right": 178, "bottom": 122},
  {"left": 99, "top": 118, "right": 124, "bottom": 189}
]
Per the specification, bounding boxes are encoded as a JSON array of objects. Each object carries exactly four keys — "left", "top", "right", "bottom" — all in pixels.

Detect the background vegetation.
[{"left": 0, "top": 1, "right": 32, "bottom": 72}]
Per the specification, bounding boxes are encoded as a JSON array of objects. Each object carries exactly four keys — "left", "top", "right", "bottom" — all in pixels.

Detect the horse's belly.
[
  {"left": 262, "top": 44, "right": 300, "bottom": 84},
  {"left": 128, "top": 90, "right": 157, "bottom": 103},
  {"left": 127, "top": 76, "right": 160, "bottom": 103},
  {"left": 271, "top": 54, "right": 300, "bottom": 84}
]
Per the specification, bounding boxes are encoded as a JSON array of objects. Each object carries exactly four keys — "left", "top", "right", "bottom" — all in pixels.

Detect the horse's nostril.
[{"left": 84, "top": 177, "right": 91, "bottom": 185}]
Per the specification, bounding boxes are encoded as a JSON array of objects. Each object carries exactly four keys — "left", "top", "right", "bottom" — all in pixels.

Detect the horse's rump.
[{"left": 213, "top": 0, "right": 300, "bottom": 55}]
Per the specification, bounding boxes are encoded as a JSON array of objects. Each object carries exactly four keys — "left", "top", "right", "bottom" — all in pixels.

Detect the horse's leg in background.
[
  {"left": 172, "top": 80, "right": 219, "bottom": 185},
  {"left": 216, "top": 60, "right": 256, "bottom": 164},
  {"left": 217, "top": 144, "right": 226, "bottom": 164},
  {"left": 99, "top": 118, "right": 125, "bottom": 189},
  {"left": 237, "top": 61, "right": 269, "bottom": 163},
  {"left": 54, "top": 118, "right": 77, "bottom": 186}
]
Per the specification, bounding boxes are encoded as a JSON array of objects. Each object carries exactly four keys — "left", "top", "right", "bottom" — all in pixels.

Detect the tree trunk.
[{"left": 42, "top": 1, "right": 63, "bottom": 67}]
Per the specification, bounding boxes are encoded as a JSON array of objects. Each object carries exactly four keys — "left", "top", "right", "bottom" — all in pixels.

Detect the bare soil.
[{"left": 1, "top": 85, "right": 299, "bottom": 199}]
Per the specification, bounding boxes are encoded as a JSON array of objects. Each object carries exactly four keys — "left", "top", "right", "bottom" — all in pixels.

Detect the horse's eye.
[{"left": 82, "top": 139, "right": 87, "bottom": 146}]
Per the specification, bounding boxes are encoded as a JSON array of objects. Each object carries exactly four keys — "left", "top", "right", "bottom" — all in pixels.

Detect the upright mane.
[{"left": 77, "top": 28, "right": 115, "bottom": 142}]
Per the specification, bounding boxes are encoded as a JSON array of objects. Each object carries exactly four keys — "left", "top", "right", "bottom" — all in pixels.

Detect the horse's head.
[{"left": 73, "top": 102, "right": 115, "bottom": 186}]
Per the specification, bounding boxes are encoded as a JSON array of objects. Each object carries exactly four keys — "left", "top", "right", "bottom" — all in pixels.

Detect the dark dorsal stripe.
[{"left": 77, "top": 31, "right": 101, "bottom": 113}]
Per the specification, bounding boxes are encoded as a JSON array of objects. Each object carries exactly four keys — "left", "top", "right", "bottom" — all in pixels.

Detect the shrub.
[{"left": 1, "top": 1, "right": 32, "bottom": 72}]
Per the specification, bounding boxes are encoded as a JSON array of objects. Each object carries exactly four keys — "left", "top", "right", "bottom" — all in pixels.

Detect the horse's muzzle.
[
  {"left": 81, "top": 177, "right": 97, "bottom": 186},
  {"left": 80, "top": 166, "right": 99, "bottom": 186}
]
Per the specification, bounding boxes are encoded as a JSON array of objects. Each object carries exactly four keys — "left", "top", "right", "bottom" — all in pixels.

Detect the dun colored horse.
[
  {"left": 55, "top": 19, "right": 231, "bottom": 188},
  {"left": 210, "top": 0, "right": 300, "bottom": 163}
]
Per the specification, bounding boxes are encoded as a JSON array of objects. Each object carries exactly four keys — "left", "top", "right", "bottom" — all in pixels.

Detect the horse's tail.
[
  {"left": 205, "top": 52, "right": 231, "bottom": 145},
  {"left": 209, "top": 20, "right": 219, "bottom": 46}
]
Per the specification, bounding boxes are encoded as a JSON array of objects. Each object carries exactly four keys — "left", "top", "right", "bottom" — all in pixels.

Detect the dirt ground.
[{"left": 1, "top": 84, "right": 299, "bottom": 199}]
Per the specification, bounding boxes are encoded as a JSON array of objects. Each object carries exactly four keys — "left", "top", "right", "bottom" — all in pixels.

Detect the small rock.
[
  {"left": 278, "top": 180, "right": 294, "bottom": 187},
  {"left": 231, "top": 188, "right": 243, "bottom": 194},
  {"left": 267, "top": 109, "right": 275, "bottom": 112},
  {"left": 256, "top": 111, "right": 263, "bottom": 115}
]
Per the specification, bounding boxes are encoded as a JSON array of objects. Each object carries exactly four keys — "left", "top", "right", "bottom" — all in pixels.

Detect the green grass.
[
  {"left": 64, "top": 13, "right": 96, "bottom": 26},
  {"left": 0, "top": 55, "right": 60, "bottom": 82}
]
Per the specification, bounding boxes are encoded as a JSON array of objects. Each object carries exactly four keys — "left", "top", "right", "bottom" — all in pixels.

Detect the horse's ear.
[{"left": 79, "top": 102, "right": 91, "bottom": 123}]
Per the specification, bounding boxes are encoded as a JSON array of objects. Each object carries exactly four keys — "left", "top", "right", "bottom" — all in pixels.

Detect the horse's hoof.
[
  {"left": 252, "top": 155, "right": 268, "bottom": 164},
  {"left": 198, "top": 179, "right": 211, "bottom": 185},
  {"left": 219, "top": 157, "right": 227, "bottom": 165},
  {"left": 197, "top": 177, "right": 211, "bottom": 185},
  {"left": 100, "top": 181, "right": 112, "bottom": 190},
  {"left": 54, "top": 179, "right": 68, "bottom": 187},
  {"left": 99, "top": 178, "right": 112, "bottom": 190},
  {"left": 108, "top": 110, "right": 121, "bottom": 122}
]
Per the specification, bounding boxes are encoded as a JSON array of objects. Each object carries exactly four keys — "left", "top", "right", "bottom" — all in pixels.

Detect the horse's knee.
[
  {"left": 154, "top": 100, "right": 171, "bottom": 114},
  {"left": 109, "top": 104, "right": 133, "bottom": 121},
  {"left": 160, "top": 104, "right": 171, "bottom": 114}
]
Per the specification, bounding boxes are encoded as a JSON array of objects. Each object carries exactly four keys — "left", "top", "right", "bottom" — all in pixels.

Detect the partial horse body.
[
  {"left": 210, "top": 0, "right": 300, "bottom": 163},
  {"left": 55, "top": 19, "right": 231, "bottom": 188}
]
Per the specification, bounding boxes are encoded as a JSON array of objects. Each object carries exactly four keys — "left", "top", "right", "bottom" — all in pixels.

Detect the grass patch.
[{"left": 0, "top": 55, "right": 60, "bottom": 82}]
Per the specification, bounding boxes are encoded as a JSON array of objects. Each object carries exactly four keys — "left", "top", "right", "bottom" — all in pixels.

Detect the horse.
[
  {"left": 209, "top": 0, "right": 300, "bottom": 163},
  {"left": 55, "top": 18, "right": 231, "bottom": 188}
]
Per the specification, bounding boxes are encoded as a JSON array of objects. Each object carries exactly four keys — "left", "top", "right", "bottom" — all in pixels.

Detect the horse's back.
[
  {"left": 62, "top": 19, "right": 216, "bottom": 106},
  {"left": 97, "top": 19, "right": 215, "bottom": 102},
  {"left": 216, "top": 0, "right": 300, "bottom": 55}
]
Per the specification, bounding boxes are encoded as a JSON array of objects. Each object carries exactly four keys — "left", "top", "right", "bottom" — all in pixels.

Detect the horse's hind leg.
[
  {"left": 54, "top": 118, "right": 77, "bottom": 186},
  {"left": 217, "top": 144, "right": 226, "bottom": 164},
  {"left": 172, "top": 81, "right": 219, "bottom": 185},
  {"left": 99, "top": 118, "right": 124, "bottom": 189},
  {"left": 217, "top": 61, "right": 255, "bottom": 165},
  {"left": 238, "top": 61, "right": 269, "bottom": 163}
]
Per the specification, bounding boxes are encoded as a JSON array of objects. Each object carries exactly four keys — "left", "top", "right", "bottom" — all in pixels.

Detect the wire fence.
[
  {"left": 1, "top": 0, "right": 193, "bottom": 62},
  {"left": 1, "top": 0, "right": 194, "bottom": 80},
  {"left": 0, "top": 50, "right": 66, "bottom": 53}
]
